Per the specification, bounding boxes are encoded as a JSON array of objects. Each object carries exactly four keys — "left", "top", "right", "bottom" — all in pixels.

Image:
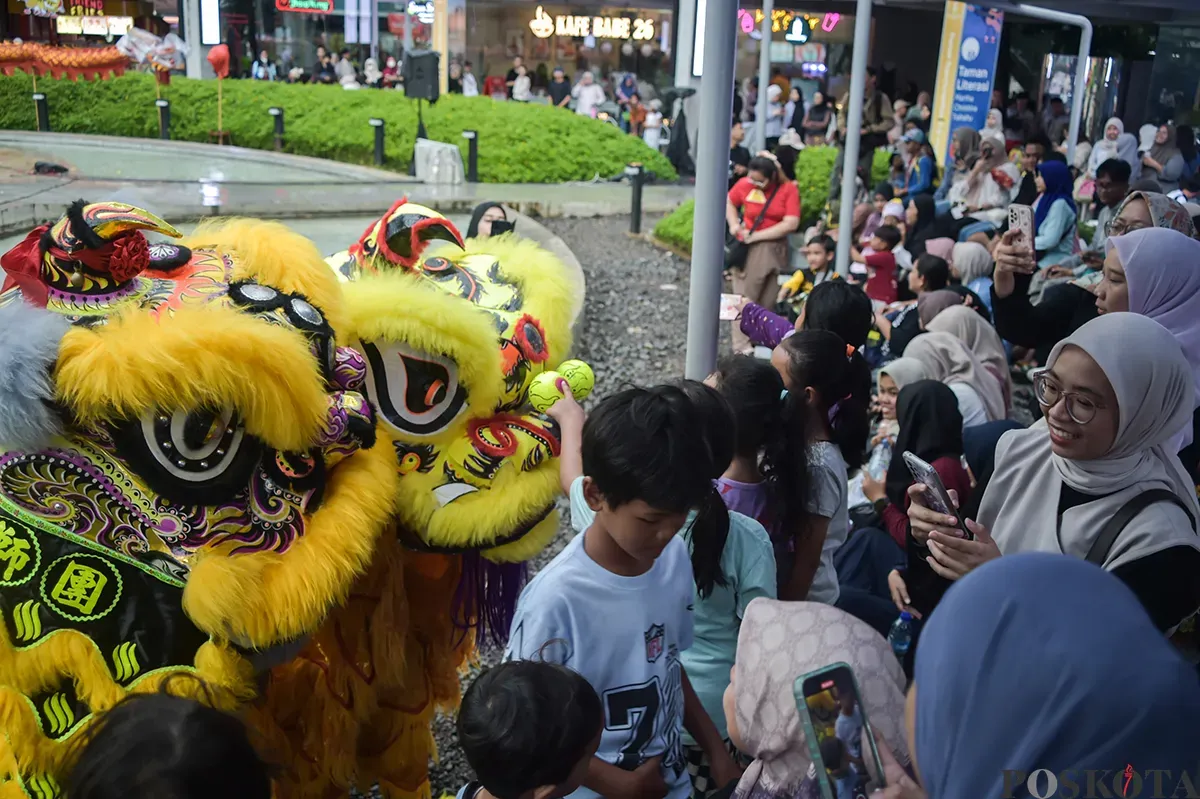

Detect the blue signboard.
[{"left": 931, "top": 3, "right": 1003, "bottom": 165}]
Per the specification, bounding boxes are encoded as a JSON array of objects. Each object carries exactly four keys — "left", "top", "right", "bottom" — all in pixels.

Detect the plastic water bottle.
[
  {"left": 866, "top": 438, "right": 892, "bottom": 481},
  {"left": 888, "top": 611, "right": 914, "bottom": 660}
]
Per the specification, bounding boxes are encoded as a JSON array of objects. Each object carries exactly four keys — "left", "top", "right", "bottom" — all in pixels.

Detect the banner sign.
[{"left": 930, "top": 2, "right": 1003, "bottom": 166}]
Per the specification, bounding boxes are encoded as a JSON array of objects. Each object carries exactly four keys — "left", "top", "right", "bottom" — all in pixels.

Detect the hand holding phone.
[
  {"left": 795, "top": 664, "right": 887, "bottom": 799},
  {"left": 902, "top": 452, "right": 973, "bottom": 540},
  {"left": 719, "top": 293, "right": 748, "bottom": 321}
]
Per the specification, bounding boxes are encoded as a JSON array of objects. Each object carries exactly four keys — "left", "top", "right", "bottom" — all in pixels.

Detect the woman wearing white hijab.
[
  {"left": 1087, "top": 117, "right": 1124, "bottom": 179},
  {"left": 904, "top": 332, "right": 1005, "bottom": 426},
  {"left": 906, "top": 313, "right": 1200, "bottom": 633},
  {"left": 925, "top": 305, "right": 1011, "bottom": 413}
]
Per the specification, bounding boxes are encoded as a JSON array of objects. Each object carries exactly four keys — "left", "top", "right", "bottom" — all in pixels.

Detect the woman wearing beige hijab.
[
  {"left": 924, "top": 305, "right": 1012, "bottom": 413},
  {"left": 906, "top": 313, "right": 1200, "bottom": 633},
  {"left": 726, "top": 599, "right": 909, "bottom": 799},
  {"left": 904, "top": 332, "right": 1005, "bottom": 427}
]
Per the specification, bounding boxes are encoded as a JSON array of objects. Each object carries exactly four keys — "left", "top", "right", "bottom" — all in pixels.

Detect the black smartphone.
[
  {"left": 902, "top": 451, "right": 973, "bottom": 540},
  {"left": 490, "top": 219, "right": 516, "bottom": 236},
  {"left": 795, "top": 663, "right": 886, "bottom": 799}
]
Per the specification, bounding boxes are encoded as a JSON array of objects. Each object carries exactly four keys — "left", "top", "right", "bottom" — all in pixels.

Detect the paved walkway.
[{"left": 0, "top": 132, "right": 693, "bottom": 234}]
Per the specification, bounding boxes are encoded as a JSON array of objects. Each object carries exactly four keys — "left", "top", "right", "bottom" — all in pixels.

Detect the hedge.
[
  {"left": 0, "top": 72, "right": 677, "bottom": 184},
  {"left": 653, "top": 146, "right": 893, "bottom": 254}
]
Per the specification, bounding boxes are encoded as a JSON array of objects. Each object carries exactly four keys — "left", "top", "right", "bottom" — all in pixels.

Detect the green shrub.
[
  {"left": 0, "top": 72, "right": 676, "bottom": 183},
  {"left": 653, "top": 199, "right": 694, "bottom": 251},
  {"left": 653, "top": 146, "right": 893, "bottom": 254}
]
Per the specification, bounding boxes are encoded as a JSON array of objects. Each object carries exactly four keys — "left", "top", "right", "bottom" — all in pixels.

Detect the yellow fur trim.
[
  {"left": 254, "top": 541, "right": 470, "bottom": 799},
  {"left": 482, "top": 511, "right": 561, "bottom": 563},
  {"left": 341, "top": 276, "right": 504, "bottom": 430},
  {"left": 182, "top": 218, "right": 351, "bottom": 342},
  {"left": 459, "top": 236, "right": 577, "bottom": 362},
  {"left": 183, "top": 440, "right": 398, "bottom": 647},
  {"left": 54, "top": 306, "right": 329, "bottom": 453},
  {"left": 0, "top": 604, "right": 255, "bottom": 791}
]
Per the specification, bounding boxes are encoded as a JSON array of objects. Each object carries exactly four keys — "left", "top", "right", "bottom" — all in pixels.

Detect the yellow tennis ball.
[
  {"left": 527, "top": 371, "right": 566, "bottom": 413},
  {"left": 558, "top": 360, "right": 595, "bottom": 400}
]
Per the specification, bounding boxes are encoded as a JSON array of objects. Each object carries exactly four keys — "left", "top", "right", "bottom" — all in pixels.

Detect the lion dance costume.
[{"left": 0, "top": 199, "right": 586, "bottom": 799}]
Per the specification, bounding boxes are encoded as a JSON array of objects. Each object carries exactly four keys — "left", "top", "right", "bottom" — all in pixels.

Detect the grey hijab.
[
  {"left": 905, "top": 332, "right": 1006, "bottom": 422},
  {"left": 977, "top": 313, "right": 1200, "bottom": 571}
]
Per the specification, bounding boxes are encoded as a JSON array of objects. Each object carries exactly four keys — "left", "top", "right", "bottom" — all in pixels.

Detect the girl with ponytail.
[{"left": 770, "top": 331, "right": 897, "bottom": 635}]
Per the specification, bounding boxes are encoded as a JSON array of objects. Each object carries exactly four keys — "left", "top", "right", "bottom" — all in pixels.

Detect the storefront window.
[
  {"left": 733, "top": 7, "right": 855, "bottom": 100},
  {"left": 1146, "top": 26, "right": 1200, "bottom": 123},
  {"left": 464, "top": 2, "right": 673, "bottom": 93}
]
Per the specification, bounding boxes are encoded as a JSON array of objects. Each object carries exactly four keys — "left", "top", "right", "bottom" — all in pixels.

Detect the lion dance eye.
[{"left": 399, "top": 452, "right": 422, "bottom": 475}]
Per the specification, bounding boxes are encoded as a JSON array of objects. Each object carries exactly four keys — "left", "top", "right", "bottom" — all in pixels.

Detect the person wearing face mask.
[
  {"left": 907, "top": 313, "right": 1200, "bottom": 634},
  {"left": 872, "top": 553, "right": 1200, "bottom": 799},
  {"left": 990, "top": 190, "right": 1198, "bottom": 365},
  {"left": 466, "top": 202, "right": 511, "bottom": 239},
  {"left": 381, "top": 56, "right": 399, "bottom": 89},
  {"left": 726, "top": 155, "right": 801, "bottom": 354}
]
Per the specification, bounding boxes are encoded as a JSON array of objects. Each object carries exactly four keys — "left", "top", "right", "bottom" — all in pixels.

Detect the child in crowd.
[
  {"left": 508, "top": 384, "right": 742, "bottom": 799},
  {"left": 628, "top": 93, "right": 647, "bottom": 138},
  {"left": 456, "top": 661, "right": 603, "bottom": 799},
  {"left": 66, "top": 693, "right": 272, "bottom": 799},
  {"left": 643, "top": 99, "right": 664, "bottom": 150},
  {"left": 739, "top": 277, "right": 873, "bottom": 364},
  {"left": 888, "top": 153, "right": 906, "bottom": 192},
  {"left": 777, "top": 233, "right": 837, "bottom": 302},
  {"left": 850, "top": 224, "right": 901, "bottom": 307},
  {"left": 769, "top": 331, "right": 870, "bottom": 604},
  {"left": 707, "top": 355, "right": 799, "bottom": 592},
  {"left": 895, "top": 129, "right": 936, "bottom": 201}
]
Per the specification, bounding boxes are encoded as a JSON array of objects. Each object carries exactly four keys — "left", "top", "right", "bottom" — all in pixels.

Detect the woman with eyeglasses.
[
  {"left": 905, "top": 313, "right": 1200, "bottom": 634},
  {"left": 990, "top": 190, "right": 1198, "bottom": 365}
]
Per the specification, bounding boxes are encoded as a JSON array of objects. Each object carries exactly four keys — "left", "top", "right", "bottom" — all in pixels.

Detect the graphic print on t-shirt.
[
  {"left": 645, "top": 623, "right": 665, "bottom": 663},
  {"left": 601, "top": 644, "right": 685, "bottom": 779}
]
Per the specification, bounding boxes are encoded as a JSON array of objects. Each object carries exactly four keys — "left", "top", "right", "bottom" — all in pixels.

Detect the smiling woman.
[{"left": 906, "top": 313, "right": 1200, "bottom": 634}]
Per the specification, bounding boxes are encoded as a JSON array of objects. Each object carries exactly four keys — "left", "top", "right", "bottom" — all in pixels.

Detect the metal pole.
[
  {"left": 992, "top": 3, "right": 1092, "bottom": 168},
  {"left": 627, "top": 162, "right": 645, "bottom": 234},
  {"left": 753, "top": 0, "right": 773, "bottom": 153},
  {"left": 683, "top": 0, "right": 737, "bottom": 381},
  {"left": 156, "top": 99, "right": 170, "bottom": 140},
  {"left": 403, "top": 3, "right": 414, "bottom": 56},
  {"left": 833, "top": 0, "right": 873, "bottom": 277}
]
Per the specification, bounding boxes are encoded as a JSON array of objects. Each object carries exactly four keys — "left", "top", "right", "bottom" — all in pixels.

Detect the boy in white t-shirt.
[{"left": 505, "top": 384, "right": 741, "bottom": 799}]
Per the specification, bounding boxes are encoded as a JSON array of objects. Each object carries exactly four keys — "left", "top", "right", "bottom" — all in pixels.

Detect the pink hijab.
[
  {"left": 922, "top": 237, "right": 955, "bottom": 265},
  {"left": 1110, "top": 227, "right": 1200, "bottom": 426}
]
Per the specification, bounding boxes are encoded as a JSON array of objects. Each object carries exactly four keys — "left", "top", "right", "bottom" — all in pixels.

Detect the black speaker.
[{"left": 403, "top": 50, "right": 440, "bottom": 102}]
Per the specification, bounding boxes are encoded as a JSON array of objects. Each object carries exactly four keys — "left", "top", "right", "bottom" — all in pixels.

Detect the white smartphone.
[
  {"left": 1007, "top": 203, "right": 1034, "bottom": 249},
  {"left": 902, "top": 451, "right": 972, "bottom": 540},
  {"left": 719, "top": 293, "right": 743, "bottom": 321}
]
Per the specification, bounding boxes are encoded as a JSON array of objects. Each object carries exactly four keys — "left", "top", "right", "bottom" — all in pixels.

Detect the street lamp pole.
[
  {"left": 684, "top": 0, "right": 737, "bottom": 380},
  {"left": 833, "top": 0, "right": 874, "bottom": 276},
  {"left": 754, "top": 0, "right": 774, "bottom": 153}
]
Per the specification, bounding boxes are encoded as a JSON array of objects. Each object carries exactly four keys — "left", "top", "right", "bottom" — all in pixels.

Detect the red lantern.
[{"left": 206, "top": 44, "right": 230, "bottom": 79}]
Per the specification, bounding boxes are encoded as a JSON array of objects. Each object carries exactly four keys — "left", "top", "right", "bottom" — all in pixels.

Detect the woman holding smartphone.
[{"left": 906, "top": 313, "right": 1200, "bottom": 634}]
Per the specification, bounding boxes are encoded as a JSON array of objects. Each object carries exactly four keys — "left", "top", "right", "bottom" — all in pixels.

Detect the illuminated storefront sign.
[
  {"left": 407, "top": 0, "right": 434, "bottom": 23},
  {"left": 276, "top": 0, "right": 333, "bottom": 13},
  {"left": 529, "top": 5, "right": 655, "bottom": 40},
  {"left": 736, "top": 9, "right": 841, "bottom": 35},
  {"left": 784, "top": 16, "right": 809, "bottom": 42}
]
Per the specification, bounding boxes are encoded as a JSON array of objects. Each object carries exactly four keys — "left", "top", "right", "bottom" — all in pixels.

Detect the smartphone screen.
[
  {"left": 902, "top": 451, "right": 973, "bottom": 539},
  {"left": 719, "top": 293, "right": 742, "bottom": 321},
  {"left": 795, "top": 664, "right": 886, "bottom": 799}
]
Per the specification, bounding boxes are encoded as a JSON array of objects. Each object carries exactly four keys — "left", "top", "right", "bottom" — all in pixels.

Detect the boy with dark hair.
[
  {"left": 819, "top": 737, "right": 859, "bottom": 799},
  {"left": 506, "top": 386, "right": 741, "bottom": 799},
  {"left": 908, "top": 251, "right": 949, "bottom": 293},
  {"left": 456, "top": 661, "right": 604, "bottom": 799},
  {"left": 1014, "top": 134, "right": 1050, "bottom": 206},
  {"left": 779, "top": 234, "right": 838, "bottom": 301},
  {"left": 850, "top": 224, "right": 901, "bottom": 306}
]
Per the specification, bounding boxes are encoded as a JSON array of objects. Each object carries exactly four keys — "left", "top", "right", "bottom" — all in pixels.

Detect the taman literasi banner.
[{"left": 930, "top": 2, "right": 1004, "bottom": 167}]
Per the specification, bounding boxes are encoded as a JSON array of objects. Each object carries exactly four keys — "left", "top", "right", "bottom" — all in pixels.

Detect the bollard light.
[
  {"left": 369, "top": 118, "right": 386, "bottom": 166},
  {"left": 625, "top": 162, "right": 645, "bottom": 235},
  {"left": 268, "top": 107, "right": 284, "bottom": 151},
  {"left": 32, "top": 93, "right": 49, "bottom": 133},
  {"left": 462, "top": 129, "right": 479, "bottom": 183},
  {"left": 155, "top": 99, "right": 171, "bottom": 140}
]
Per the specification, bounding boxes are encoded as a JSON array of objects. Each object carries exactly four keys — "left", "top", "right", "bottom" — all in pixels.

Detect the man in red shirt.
[
  {"left": 851, "top": 224, "right": 901, "bottom": 306},
  {"left": 725, "top": 155, "right": 801, "bottom": 353}
]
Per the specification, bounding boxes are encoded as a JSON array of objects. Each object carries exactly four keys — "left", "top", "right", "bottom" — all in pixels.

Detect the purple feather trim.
[{"left": 453, "top": 552, "right": 528, "bottom": 650}]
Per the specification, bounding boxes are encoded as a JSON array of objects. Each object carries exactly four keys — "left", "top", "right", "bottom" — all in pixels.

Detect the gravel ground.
[{"left": 425, "top": 214, "right": 718, "bottom": 796}]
